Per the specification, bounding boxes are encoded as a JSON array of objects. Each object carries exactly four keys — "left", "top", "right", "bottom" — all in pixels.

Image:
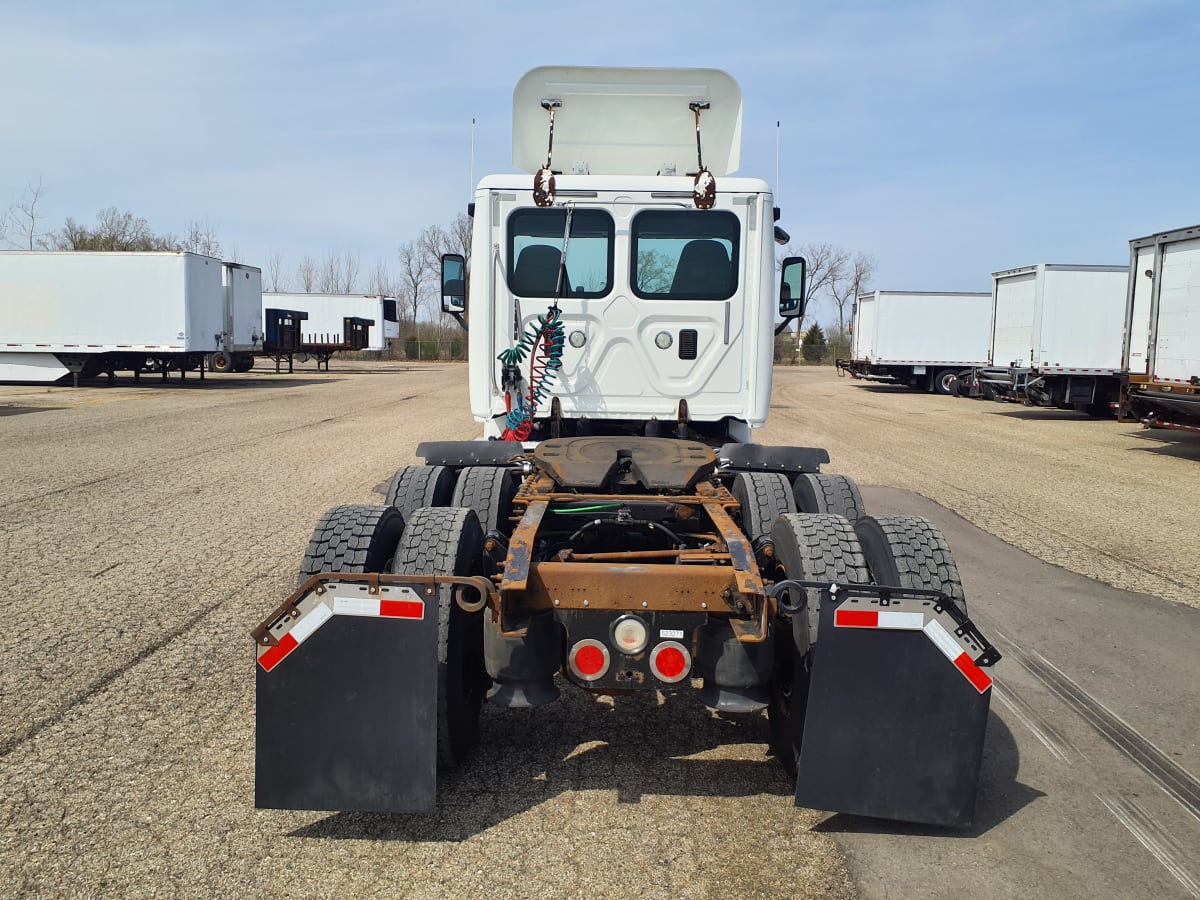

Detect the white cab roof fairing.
[{"left": 512, "top": 67, "right": 742, "bottom": 177}]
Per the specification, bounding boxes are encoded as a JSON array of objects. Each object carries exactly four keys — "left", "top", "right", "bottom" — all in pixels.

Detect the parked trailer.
[
  {"left": 253, "top": 67, "right": 999, "bottom": 828},
  {"left": 262, "top": 292, "right": 400, "bottom": 352},
  {"left": 0, "top": 251, "right": 232, "bottom": 385},
  {"left": 210, "top": 262, "right": 265, "bottom": 374},
  {"left": 969, "top": 264, "right": 1131, "bottom": 414},
  {"left": 1120, "top": 224, "right": 1200, "bottom": 432},
  {"left": 836, "top": 291, "right": 991, "bottom": 394}
]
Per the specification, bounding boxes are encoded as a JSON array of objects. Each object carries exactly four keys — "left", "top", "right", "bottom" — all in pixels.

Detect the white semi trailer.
[
  {"left": 262, "top": 292, "right": 400, "bottom": 352},
  {"left": 837, "top": 291, "right": 992, "bottom": 394},
  {"left": 1121, "top": 224, "right": 1200, "bottom": 432},
  {"left": 0, "top": 251, "right": 259, "bottom": 385},
  {"left": 253, "top": 67, "right": 999, "bottom": 829},
  {"left": 973, "top": 264, "right": 1131, "bottom": 413}
]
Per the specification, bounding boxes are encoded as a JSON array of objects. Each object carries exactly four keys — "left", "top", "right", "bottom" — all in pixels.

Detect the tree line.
[
  {"left": 5, "top": 178, "right": 876, "bottom": 353},
  {"left": 2, "top": 178, "right": 470, "bottom": 326}
]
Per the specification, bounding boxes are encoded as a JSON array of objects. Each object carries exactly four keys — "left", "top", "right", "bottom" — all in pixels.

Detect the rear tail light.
[
  {"left": 649, "top": 641, "right": 691, "bottom": 683},
  {"left": 568, "top": 639, "right": 610, "bottom": 681}
]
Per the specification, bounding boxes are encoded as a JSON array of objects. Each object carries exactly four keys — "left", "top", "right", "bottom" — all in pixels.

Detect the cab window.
[
  {"left": 631, "top": 210, "right": 740, "bottom": 300},
  {"left": 507, "top": 208, "right": 614, "bottom": 298}
]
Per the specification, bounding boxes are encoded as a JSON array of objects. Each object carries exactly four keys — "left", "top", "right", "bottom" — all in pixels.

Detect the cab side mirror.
[
  {"left": 441, "top": 254, "right": 467, "bottom": 313},
  {"left": 779, "top": 256, "right": 807, "bottom": 319}
]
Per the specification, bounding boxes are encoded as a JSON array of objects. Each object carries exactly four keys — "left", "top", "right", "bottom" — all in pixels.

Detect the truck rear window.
[
  {"left": 631, "top": 210, "right": 740, "bottom": 300},
  {"left": 507, "top": 208, "right": 614, "bottom": 299}
]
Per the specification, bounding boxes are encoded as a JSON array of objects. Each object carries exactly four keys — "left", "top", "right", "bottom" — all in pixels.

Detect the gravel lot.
[{"left": 0, "top": 362, "right": 1195, "bottom": 897}]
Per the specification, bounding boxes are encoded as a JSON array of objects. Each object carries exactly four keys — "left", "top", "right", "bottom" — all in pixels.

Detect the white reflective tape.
[
  {"left": 659, "top": 628, "right": 684, "bottom": 639},
  {"left": 333, "top": 596, "right": 382, "bottom": 617},
  {"left": 290, "top": 602, "right": 333, "bottom": 644},
  {"left": 923, "top": 618, "right": 962, "bottom": 662},
  {"left": 876, "top": 610, "right": 925, "bottom": 630}
]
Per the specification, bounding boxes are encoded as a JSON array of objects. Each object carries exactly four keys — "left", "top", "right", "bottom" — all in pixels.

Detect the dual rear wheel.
[
  {"left": 766, "top": 511, "right": 965, "bottom": 773},
  {"left": 297, "top": 502, "right": 488, "bottom": 770}
]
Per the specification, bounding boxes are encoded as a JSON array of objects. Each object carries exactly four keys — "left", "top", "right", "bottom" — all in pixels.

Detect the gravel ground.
[
  {"left": 1, "top": 362, "right": 1194, "bottom": 897},
  {"left": 762, "top": 369, "right": 1200, "bottom": 608},
  {"left": 0, "top": 363, "right": 849, "bottom": 899}
]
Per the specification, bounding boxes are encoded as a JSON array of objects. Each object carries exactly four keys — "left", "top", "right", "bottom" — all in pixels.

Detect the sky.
[{"left": 3, "top": 0, "right": 1198, "bottom": 324}]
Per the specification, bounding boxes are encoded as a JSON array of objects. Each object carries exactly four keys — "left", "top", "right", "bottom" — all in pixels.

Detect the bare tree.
[
  {"left": 828, "top": 252, "right": 876, "bottom": 334},
  {"left": 397, "top": 239, "right": 430, "bottom": 323},
  {"left": 296, "top": 255, "right": 317, "bottom": 292},
  {"left": 316, "top": 249, "right": 359, "bottom": 294},
  {"left": 11, "top": 177, "right": 49, "bottom": 249},
  {"left": 318, "top": 250, "right": 342, "bottom": 293},
  {"left": 181, "top": 219, "right": 222, "bottom": 257},
  {"left": 340, "top": 252, "right": 359, "bottom": 294},
  {"left": 366, "top": 258, "right": 396, "bottom": 297},
  {"left": 46, "top": 207, "right": 177, "bottom": 251},
  {"left": 777, "top": 242, "right": 849, "bottom": 337},
  {"left": 266, "top": 251, "right": 287, "bottom": 292},
  {"left": 419, "top": 213, "right": 473, "bottom": 271}
]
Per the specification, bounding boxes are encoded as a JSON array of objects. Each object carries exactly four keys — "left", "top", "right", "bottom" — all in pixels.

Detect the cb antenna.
[
  {"left": 775, "top": 120, "right": 781, "bottom": 205},
  {"left": 469, "top": 117, "right": 476, "bottom": 203}
]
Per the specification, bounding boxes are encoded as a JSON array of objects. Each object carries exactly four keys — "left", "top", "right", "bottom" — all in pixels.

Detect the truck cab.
[{"left": 442, "top": 66, "right": 804, "bottom": 444}]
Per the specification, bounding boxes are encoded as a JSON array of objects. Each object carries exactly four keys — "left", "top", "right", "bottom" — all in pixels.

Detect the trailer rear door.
[
  {"left": 991, "top": 272, "right": 1036, "bottom": 367},
  {"left": 1152, "top": 237, "right": 1200, "bottom": 383}
]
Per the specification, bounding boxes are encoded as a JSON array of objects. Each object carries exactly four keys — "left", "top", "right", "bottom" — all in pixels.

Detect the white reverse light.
[
  {"left": 611, "top": 616, "right": 649, "bottom": 655},
  {"left": 654, "top": 331, "right": 673, "bottom": 350},
  {"left": 569, "top": 330, "right": 587, "bottom": 348}
]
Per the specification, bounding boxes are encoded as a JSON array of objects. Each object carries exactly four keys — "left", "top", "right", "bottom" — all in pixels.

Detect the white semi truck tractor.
[{"left": 252, "top": 67, "right": 999, "bottom": 827}]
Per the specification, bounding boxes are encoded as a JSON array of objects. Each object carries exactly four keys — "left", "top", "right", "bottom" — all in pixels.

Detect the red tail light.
[
  {"left": 569, "top": 639, "right": 610, "bottom": 681},
  {"left": 649, "top": 641, "right": 691, "bottom": 683}
]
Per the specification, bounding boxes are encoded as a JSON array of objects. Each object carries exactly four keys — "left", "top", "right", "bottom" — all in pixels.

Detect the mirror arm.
[
  {"left": 449, "top": 311, "right": 468, "bottom": 333},
  {"left": 774, "top": 320, "right": 792, "bottom": 337}
]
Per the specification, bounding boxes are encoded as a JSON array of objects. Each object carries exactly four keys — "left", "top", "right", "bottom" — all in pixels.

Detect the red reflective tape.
[
  {"left": 954, "top": 652, "right": 992, "bottom": 693},
  {"left": 258, "top": 632, "right": 298, "bottom": 672},
  {"left": 835, "top": 608, "right": 878, "bottom": 628},
  {"left": 379, "top": 599, "right": 423, "bottom": 619}
]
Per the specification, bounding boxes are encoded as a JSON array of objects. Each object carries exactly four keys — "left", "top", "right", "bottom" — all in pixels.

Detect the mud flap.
[
  {"left": 795, "top": 589, "right": 997, "bottom": 827},
  {"left": 255, "top": 580, "right": 437, "bottom": 813}
]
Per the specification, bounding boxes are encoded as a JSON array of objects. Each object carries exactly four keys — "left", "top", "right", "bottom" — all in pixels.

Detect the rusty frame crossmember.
[{"left": 494, "top": 478, "right": 771, "bottom": 642}]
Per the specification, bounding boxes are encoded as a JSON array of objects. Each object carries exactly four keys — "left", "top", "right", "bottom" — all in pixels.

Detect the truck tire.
[
  {"left": 854, "top": 515, "right": 966, "bottom": 616},
  {"left": 210, "top": 351, "right": 233, "bottom": 373},
  {"left": 385, "top": 465, "right": 457, "bottom": 519},
  {"left": 731, "top": 472, "right": 796, "bottom": 542},
  {"left": 767, "top": 513, "right": 868, "bottom": 774},
  {"left": 233, "top": 354, "right": 255, "bottom": 373},
  {"left": 392, "top": 507, "right": 488, "bottom": 769},
  {"left": 934, "top": 368, "right": 957, "bottom": 395},
  {"left": 297, "top": 504, "right": 406, "bottom": 586},
  {"left": 452, "top": 466, "right": 518, "bottom": 535},
  {"left": 792, "top": 473, "right": 864, "bottom": 522}
]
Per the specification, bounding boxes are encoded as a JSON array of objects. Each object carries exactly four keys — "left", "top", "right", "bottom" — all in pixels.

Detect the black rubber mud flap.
[
  {"left": 794, "top": 591, "right": 995, "bottom": 827},
  {"left": 255, "top": 581, "right": 437, "bottom": 813}
]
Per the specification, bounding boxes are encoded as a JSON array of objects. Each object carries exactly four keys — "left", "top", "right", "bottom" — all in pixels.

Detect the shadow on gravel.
[
  {"left": 1122, "top": 430, "right": 1200, "bottom": 460},
  {"left": 988, "top": 408, "right": 1101, "bottom": 422},
  {"left": 848, "top": 384, "right": 918, "bottom": 394},
  {"left": 71, "top": 376, "right": 341, "bottom": 390},
  {"left": 289, "top": 687, "right": 792, "bottom": 842},
  {"left": 810, "top": 711, "right": 1041, "bottom": 839},
  {"left": 0, "top": 405, "right": 63, "bottom": 416}
]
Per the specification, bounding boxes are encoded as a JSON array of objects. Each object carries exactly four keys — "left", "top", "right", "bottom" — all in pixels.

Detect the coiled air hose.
[{"left": 499, "top": 307, "right": 565, "bottom": 441}]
